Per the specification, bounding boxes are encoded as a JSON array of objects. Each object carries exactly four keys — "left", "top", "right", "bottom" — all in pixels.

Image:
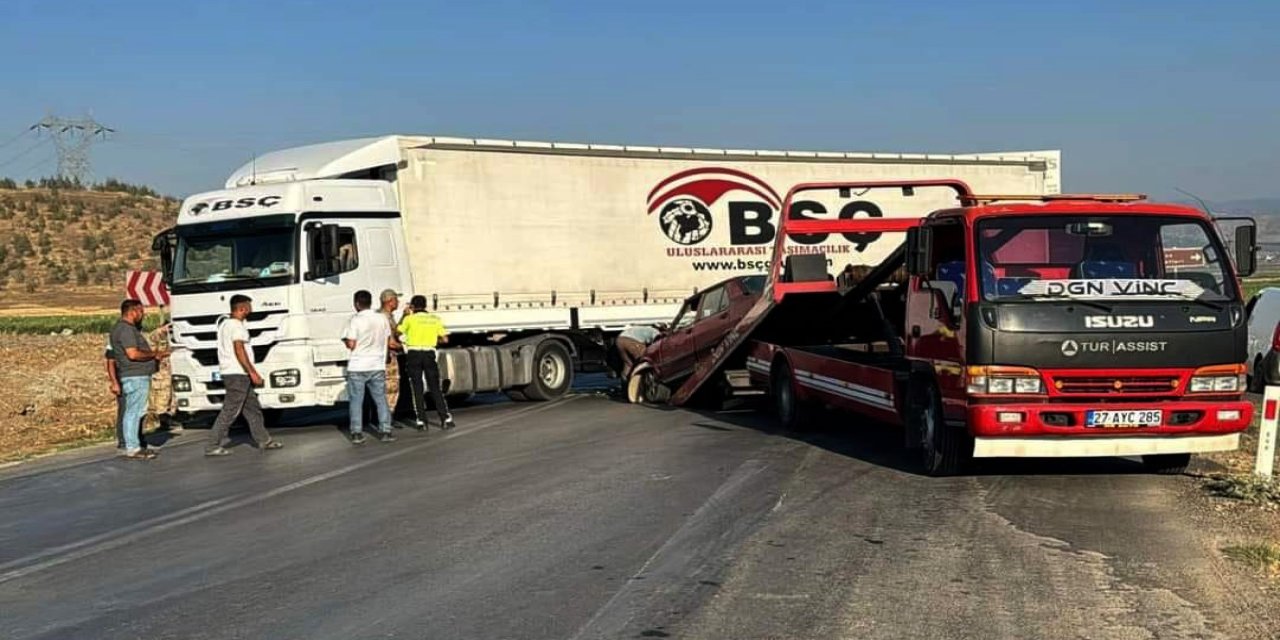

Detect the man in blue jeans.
[
  {"left": 342, "top": 290, "right": 399, "bottom": 444},
  {"left": 108, "top": 299, "right": 167, "bottom": 460}
]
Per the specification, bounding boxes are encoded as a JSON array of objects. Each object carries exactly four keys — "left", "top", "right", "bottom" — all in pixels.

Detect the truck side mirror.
[
  {"left": 1235, "top": 223, "right": 1257, "bottom": 277},
  {"left": 906, "top": 227, "right": 930, "bottom": 276}
]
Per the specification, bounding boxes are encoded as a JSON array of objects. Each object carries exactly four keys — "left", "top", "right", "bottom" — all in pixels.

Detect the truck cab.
[
  {"left": 907, "top": 197, "right": 1255, "bottom": 470},
  {"left": 156, "top": 180, "right": 411, "bottom": 413}
]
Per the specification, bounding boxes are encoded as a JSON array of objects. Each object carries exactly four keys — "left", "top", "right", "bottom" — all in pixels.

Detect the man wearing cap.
[
  {"left": 377, "top": 288, "right": 411, "bottom": 428},
  {"left": 399, "top": 295, "right": 455, "bottom": 430}
]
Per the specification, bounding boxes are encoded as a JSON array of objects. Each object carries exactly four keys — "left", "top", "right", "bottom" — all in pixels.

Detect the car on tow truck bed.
[{"left": 627, "top": 275, "right": 766, "bottom": 405}]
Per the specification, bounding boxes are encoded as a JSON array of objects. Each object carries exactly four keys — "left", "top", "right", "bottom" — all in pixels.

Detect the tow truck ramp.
[{"left": 669, "top": 180, "right": 975, "bottom": 406}]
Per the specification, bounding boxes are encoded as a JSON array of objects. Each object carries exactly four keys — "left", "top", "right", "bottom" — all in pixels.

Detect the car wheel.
[{"left": 636, "top": 369, "right": 671, "bottom": 404}]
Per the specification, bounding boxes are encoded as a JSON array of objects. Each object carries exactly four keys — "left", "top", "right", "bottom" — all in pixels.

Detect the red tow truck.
[{"left": 660, "top": 179, "right": 1257, "bottom": 476}]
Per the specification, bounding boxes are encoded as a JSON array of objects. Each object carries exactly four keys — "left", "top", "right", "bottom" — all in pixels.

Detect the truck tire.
[
  {"left": 1249, "top": 356, "right": 1265, "bottom": 393},
  {"left": 1141, "top": 453, "right": 1192, "bottom": 475},
  {"left": 910, "top": 382, "right": 967, "bottom": 476},
  {"left": 771, "top": 363, "right": 815, "bottom": 431},
  {"left": 521, "top": 340, "right": 573, "bottom": 401}
]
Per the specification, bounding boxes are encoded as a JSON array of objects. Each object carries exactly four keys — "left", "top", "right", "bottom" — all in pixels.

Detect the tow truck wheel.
[
  {"left": 911, "top": 382, "right": 965, "bottom": 477},
  {"left": 772, "top": 363, "right": 814, "bottom": 430},
  {"left": 521, "top": 340, "right": 573, "bottom": 401},
  {"left": 1141, "top": 453, "right": 1192, "bottom": 475}
]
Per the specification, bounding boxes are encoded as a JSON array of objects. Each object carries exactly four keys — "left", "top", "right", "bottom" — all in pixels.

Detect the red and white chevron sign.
[{"left": 125, "top": 270, "right": 170, "bottom": 307}]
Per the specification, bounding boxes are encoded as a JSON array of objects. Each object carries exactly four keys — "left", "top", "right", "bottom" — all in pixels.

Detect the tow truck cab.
[
  {"left": 907, "top": 196, "right": 1256, "bottom": 466},
  {"left": 705, "top": 182, "right": 1258, "bottom": 476}
]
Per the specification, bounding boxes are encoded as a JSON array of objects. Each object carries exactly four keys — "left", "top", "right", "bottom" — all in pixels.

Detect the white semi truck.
[{"left": 154, "top": 135, "right": 1060, "bottom": 415}]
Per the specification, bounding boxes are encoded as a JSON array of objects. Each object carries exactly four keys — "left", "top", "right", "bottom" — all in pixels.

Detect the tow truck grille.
[{"left": 1050, "top": 375, "right": 1180, "bottom": 396}]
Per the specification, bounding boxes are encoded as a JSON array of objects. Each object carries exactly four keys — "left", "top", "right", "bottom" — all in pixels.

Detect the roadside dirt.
[{"left": 0, "top": 333, "right": 117, "bottom": 463}]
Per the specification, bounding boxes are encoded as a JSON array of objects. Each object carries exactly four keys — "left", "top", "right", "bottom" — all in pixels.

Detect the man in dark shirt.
[{"left": 109, "top": 299, "right": 167, "bottom": 460}]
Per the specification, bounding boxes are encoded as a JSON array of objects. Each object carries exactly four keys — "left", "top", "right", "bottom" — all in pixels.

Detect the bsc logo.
[
  {"left": 646, "top": 167, "right": 884, "bottom": 249},
  {"left": 660, "top": 199, "right": 713, "bottom": 245}
]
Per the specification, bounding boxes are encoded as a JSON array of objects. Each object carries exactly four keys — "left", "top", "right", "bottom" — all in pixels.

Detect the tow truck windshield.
[
  {"left": 976, "top": 215, "right": 1235, "bottom": 303},
  {"left": 172, "top": 214, "right": 296, "bottom": 294}
]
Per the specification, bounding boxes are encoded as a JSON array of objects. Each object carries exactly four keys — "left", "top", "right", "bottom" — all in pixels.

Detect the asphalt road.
[{"left": 1, "top": 389, "right": 1275, "bottom": 639}]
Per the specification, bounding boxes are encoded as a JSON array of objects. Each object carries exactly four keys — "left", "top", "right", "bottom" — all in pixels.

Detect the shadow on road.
[{"left": 689, "top": 398, "right": 1151, "bottom": 479}]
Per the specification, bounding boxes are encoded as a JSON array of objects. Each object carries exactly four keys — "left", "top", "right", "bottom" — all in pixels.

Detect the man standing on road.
[
  {"left": 104, "top": 321, "right": 181, "bottom": 450},
  {"left": 109, "top": 299, "right": 166, "bottom": 460},
  {"left": 614, "top": 324, "right": 661, "bottom": 380},
  {"left": 399, "top": 295, "right": 455, "bottom": 431},
  {"left": 377, "top": 289, "right": 411, "bottom": 428},
  {"left": 344, "top": 289, "right": 398, "bottom": 444},
  {"left": 205, "top": 295, "right": 282, "bottom": 456}
]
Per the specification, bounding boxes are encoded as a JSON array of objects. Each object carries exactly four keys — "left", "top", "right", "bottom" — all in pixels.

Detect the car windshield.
[
  {"left": 976, "top": 215, "right": 1235, "bottom": 302},
  {"left": 172, "top": 215, "right": 296, "bottom": 292}
]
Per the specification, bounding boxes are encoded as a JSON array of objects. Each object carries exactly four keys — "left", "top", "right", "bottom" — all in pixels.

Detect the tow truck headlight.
[
  {"left": 271, "top": 369, "right": 301, "bottom": 388},
  {"left": 966, "top": 366, "right": 1043, "bottom": 396},
  {"left": 1188, "top": 364, "right": 1246, "bottom": 394},
  {"left": 172, "top": 375, "right": 191, "bottom": 392}
]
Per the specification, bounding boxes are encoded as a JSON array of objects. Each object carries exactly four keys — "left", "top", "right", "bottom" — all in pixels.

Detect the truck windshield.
[
  {"left": 976, "top": 215, "right": 1235, "bottom": 303},
  {"left": 172, "top": 214, "right": 296, "bottom": 293}
]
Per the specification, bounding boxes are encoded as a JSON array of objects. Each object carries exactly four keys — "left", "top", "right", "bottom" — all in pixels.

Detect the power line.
[
  {"left": 0, "top": 137, "right": 51, "bottom": 170},
  {"left": 18, "top": 152, "right": 57, "bottom": 177},
  {"left": 0, "top": 128, "right": 32, "bottom": 151}
]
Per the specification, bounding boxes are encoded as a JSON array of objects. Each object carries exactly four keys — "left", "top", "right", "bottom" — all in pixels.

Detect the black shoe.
[
  {"left": 350, "top": 432, "right": 368, "bottom": 445},
  {"left": 413, "top": 420, "right": 427, "bottom": 431},
  {"left": 261, "top": 440, "right": 283, "bottom": 451},
  {"left": 379, "top": 431, "right": 397, "bottom": 443},
  {"left": 442, "top": 417, "right": 456, "bottom": 431}
]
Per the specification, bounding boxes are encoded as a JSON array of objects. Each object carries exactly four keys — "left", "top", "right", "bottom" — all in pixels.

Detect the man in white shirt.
[
  {"left": 206, "top": 295, "right": 281, "bottom": 456},
  {"left": 343, "top": 289, "right": 399, "bottom": 444}
]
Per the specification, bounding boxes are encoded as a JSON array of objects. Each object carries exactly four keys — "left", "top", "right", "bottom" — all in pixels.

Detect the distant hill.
[{"left": 0, "top": 178, "right": 178, "bottom": 295}]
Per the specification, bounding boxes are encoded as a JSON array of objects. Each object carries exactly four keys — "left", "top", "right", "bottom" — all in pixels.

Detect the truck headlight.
[
  {"left": 1188, "top": 364, "right": 1246, "bottom": 394},
  {"left": 172, "top": 375, "right": 191, "bottom": 392},
  {"left": 966, "top": 366, "right": 1043, "bottom": 396},
  {"left": 271, "top": 369, "right": 301, "bottom": 388}
]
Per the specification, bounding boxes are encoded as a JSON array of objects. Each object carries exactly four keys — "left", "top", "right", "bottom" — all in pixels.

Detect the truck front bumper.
[
  {"left": 973, "top": 433, "right": 1240, "bottom": 458},
  {"left": 967, "top": 399, "right": 1251, "bottom": 458}
]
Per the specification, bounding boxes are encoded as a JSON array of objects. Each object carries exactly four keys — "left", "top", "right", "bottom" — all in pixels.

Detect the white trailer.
[{"left": 156, "top": 135, "right": 1060, "bottom": 414}]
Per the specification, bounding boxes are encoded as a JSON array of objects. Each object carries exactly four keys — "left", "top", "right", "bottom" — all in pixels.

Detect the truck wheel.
[
  {"left": 771, "top": 363, "right": 814, "bottom": 430},
  {"left": 1249, "top": 357, "right": 1265, "bottom": 393},
  {"left": 1141, "top": 453, "right": 1192, "bottom": 475},
  {"left": 521, "top": 340, "right": 573, "bottom": 401},
  {"left": 911, "top": 382, "right": 967, "bottom": 476}
]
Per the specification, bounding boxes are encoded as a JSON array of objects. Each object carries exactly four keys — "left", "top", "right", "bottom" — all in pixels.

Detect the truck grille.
[
  {"left": 191, "top": 344, "right": 276, "bottom": 367},
  {"left": 1050, "top": 375, "right": 1180, "bottom": 396}
]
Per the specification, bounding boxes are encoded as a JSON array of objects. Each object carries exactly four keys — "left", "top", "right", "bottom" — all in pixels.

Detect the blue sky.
[{"left": 0, "top": 0, "right": 1275, "bottom": 200}]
